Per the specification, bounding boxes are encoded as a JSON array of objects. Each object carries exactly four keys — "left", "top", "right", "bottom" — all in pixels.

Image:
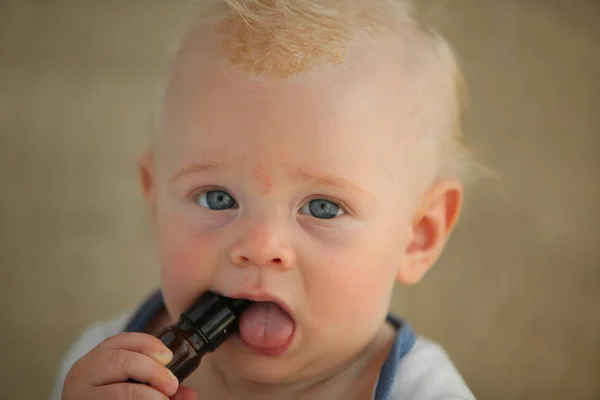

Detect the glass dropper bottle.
[{"left": 155, "top": 291, "right": 251, "bottom": 382}]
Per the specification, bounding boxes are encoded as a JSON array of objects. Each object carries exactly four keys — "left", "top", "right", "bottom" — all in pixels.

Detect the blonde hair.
[{"left": 151, "top": 0, "right": 477, "bottom": 181}]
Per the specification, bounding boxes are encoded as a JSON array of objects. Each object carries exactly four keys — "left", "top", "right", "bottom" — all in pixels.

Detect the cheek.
[
  {"left": 155, "top": 208, "right": 228, "bottom": 318},
  {"left": 303, "top": 223, "right": 405, "bottom": 325}
]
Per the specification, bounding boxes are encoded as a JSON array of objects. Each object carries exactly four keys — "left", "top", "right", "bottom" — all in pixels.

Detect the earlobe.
[
  {"left": 397, "top": 179, "right": 463, "bottom": 285},
  {"left": 138, "top": 150, "right": 157, "bottom": 221}
]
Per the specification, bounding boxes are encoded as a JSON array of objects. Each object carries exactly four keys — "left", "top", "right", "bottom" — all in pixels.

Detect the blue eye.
[
  {"left": 300, "top": 199, "right": 344, "bottom": 219},
  {"left": 195, "top": 190, "right": 237, "bottom": 210}
]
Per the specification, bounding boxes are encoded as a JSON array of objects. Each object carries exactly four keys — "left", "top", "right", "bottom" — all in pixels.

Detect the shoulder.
[
  {"left": 388, "top": 337, "right": 476, "bottom": 400},
  {"left": 48, "top": 311, "right": 132, "bottom": 400}
]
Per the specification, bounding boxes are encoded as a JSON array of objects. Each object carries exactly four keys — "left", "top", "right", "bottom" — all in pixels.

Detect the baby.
[{"left": 52, "top": 0, "right": 476, "bottom": 399}]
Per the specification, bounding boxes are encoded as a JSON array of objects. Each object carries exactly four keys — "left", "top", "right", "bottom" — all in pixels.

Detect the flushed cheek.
[
  {"left": 310, "top": 257, "right": 395, "bottom": 320},
  {"left": 157, "top": 222, "right": 227, "bottom": 318},
  {"left": 302, "top": 233, "right": 401, "bottom": 337},
  {"left": 306, "top": 228, "right": 400, "bottom": 291}
]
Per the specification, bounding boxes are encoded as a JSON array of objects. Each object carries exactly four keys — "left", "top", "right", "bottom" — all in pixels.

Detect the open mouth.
[{"left": 236, "top": 299, "right": 297, "bottom": 356}]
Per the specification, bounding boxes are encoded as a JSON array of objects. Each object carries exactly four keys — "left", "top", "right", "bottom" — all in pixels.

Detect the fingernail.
[
  {"left": 151, "top": 348, "right": 173, "bottom": 365},
  {"left": 167, "top": 369, "right": 179, "bottom": 393}
]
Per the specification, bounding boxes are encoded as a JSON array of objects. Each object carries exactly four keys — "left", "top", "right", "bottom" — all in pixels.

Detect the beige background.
[{"left": 1, "top": 1, "right": 599, "bottom": 399}]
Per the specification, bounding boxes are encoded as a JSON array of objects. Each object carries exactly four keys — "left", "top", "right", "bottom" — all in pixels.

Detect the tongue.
[{"left": 238, "top": 302, "right": 295, "bottom": 351}]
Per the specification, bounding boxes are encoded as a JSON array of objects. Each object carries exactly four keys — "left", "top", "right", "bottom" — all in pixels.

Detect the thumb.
[{"left": 171, "top": 385, "right": 198, "bottom": 400}]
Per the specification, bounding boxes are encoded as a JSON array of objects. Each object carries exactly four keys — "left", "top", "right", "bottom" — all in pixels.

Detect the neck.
[{"left": 189, "top": 322, "right": 396, "bottom": 400}]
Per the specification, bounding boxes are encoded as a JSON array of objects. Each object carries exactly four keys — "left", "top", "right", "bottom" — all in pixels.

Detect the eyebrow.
[
  {"left": 171, "top": 162, "right": 372, "bottom": 198},
  {"left": 292, "top": 167, "right": 371, "bottom": 197},
  {"left": 171, "top": 161, "right": 221, "bottom": 182}
]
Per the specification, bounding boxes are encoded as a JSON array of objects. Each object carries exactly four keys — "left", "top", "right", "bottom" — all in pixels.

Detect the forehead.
[{"left": 157, "top": 26, "right": 428, "bottom": 185}]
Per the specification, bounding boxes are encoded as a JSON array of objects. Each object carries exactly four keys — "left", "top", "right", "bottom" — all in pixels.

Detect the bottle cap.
[{"left": 181, "top": 291, "right": 252, "bottom": 350}]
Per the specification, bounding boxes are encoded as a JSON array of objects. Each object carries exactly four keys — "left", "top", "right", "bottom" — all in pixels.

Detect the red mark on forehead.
[{"left": 252, "top": 164, "right": 273, "bottom": 194}]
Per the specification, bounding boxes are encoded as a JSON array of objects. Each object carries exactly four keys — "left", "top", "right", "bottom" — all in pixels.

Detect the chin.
[{"left": 214, "top": 338, "right": 312, "bottom": 384}]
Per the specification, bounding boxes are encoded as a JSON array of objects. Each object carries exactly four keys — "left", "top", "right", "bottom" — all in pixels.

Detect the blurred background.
[{"left": 1, "top": 0, "right": 598, "bottom": 399}]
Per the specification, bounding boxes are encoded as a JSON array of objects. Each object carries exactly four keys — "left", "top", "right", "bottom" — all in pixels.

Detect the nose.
[{"left": 230, "top": 218, "right": 295, "bottom": 270}]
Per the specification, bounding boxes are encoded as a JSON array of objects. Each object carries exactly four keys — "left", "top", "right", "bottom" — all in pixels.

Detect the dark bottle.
[{"left": 156, "top": 291, "right": 251, "bottom": 382}]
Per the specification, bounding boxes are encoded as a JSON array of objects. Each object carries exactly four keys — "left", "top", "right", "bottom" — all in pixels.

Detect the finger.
[
  {"left": 96, "top": 332, "right": 173, "bottom": 365},
  {"left": 97, "top": 382, "right": 170, "bottom": 400},
  {"left": 91, "top": 349, "right": 179, "bottom": 396},
  {"left": 171, "top": 386, "right": 198, "bottom": 400}
]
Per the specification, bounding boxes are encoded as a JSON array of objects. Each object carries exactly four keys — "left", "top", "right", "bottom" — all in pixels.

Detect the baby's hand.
[{"left": 62, "top": 332, "right": 197, "bottom": 400}]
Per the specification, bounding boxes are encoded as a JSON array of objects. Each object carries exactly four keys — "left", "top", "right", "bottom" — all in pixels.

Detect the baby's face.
[{"left": 141, "top": 31, "right": 443, "bottom": 382}]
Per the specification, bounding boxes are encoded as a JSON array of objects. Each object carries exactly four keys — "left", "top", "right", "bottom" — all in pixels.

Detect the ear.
[
  {"left": 138, "top": 150, "right": 157, "bottom": 222},
  {"left": 397, "top": 179, "right": 463, "bottom": 285}
]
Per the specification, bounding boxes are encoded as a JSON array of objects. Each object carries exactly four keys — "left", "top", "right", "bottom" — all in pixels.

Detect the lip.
[{"left": 227, "top": 291, "right": 295, "bottom": 320}]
